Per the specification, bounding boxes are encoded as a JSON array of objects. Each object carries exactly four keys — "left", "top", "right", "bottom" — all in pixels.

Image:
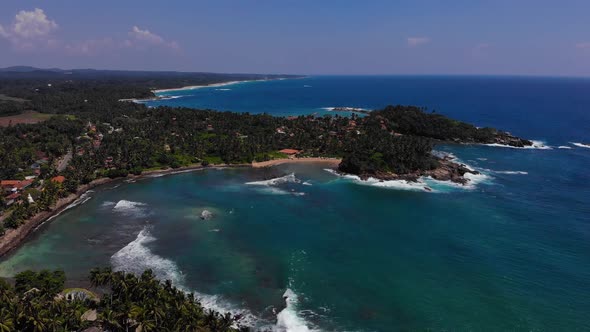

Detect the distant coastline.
[
  {"left": 152, "top": 79, "right": 270, "bottom": 94},
  {"left": 119, "top": 77, "right": 300, "bottom": 103}
]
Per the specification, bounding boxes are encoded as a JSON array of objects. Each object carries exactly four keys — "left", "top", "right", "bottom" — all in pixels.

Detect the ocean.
[{"left": 1, "top": 76, "right": 590, "bottom": 331}]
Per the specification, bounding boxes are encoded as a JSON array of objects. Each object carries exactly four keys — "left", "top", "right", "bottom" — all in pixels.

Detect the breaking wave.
[
  {"left": 111, "top": 227, "right": 259, "bottom": 327},
  {"left": 324, "top": 153, "right": 492, "bottom": 193},
  {"left": 495, "top": 170, "right": 528, "bottom": 175},
  {"left": 246, "top": 173, "right": 301, "bottom": 186},
  {"left": 112, "top": 200, "right": 149, "bottom": 217},
  {"left": 274, "top": 289, "right": 319, "bottom": 332},
  {"left": 65, "top": 190, "right": 93, "bottom": 210},
  {"left": 571, "top": 142, "right": 590, "bottom": 149},
  {"left": 246, "top": 173, "right": 306, "bottom": 196},
  {"left": 43, "top": 190, "right": 95, "bottom": 225},
  {"left": 111, "top": 227, "right": 184, "bottom": 285},
  {"left": 558, "top": 146, "right": 572, "bottom": 149},
  {"left": 321, "top": 106, "right": 368, "bottom": 112},
  {"left": 484, "top": 140, "right": 552, "bottom": 150},
  {"left": 159, "top": 95, "right": 190, "bottom": 100}
]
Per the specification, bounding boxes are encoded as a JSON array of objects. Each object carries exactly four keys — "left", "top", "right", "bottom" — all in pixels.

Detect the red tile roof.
[
  {"left": 279, "top": 149, "right": 301, "bottom": 155},
  {"left": 51, "top": 175, "right": 66, "bottom": 183},
  {"left": 1, "top": 180, "right": 33, "bottom": 189}
]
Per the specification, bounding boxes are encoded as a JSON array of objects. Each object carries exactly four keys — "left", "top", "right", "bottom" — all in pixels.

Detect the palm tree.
[
  {"left": 0, "top": 308, "right": 14, "bottom": 332},
  {"left": 98, "top": 308, "right": 121, "bottom": 331}
]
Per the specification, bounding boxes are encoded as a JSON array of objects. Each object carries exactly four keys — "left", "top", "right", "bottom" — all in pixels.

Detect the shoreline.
[
  {"left": 152, "top": 79, "right": 265, "bottom": 94},
  {"left": 119, "top": 77, "right": 291, "bottom": 104},
  {"left": 252, "top": 157, "right": 341, "bottom": 168},
  {"left": 0, "top": 158, "right": 337, "bottom": 258},
  {"left": 0, "top": 177, "right": 113, "bottom": 258},
  {"left": 0, "top": 163, "right": 238, "bottom": 258}
]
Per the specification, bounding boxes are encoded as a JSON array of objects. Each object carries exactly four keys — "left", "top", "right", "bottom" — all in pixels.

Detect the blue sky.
[{"left": 0, "top": 0, "right": 589, "bottom": 76}]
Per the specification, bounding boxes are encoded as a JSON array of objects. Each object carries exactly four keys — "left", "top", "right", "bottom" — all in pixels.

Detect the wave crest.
[
  {"left": 571, "top": 142, "right": 590, "bottom": 149},
  {"left": 111, "top": 227, "right": 184, "bottom": 285},
  {"left": 111, "top": 227, "right": 259, "bottom": 326},
  {"left": 484, "top": 140, "right": 552, "bottom": 150},
  {"left": 246, "top": 173, "right": 301, "bottom": 186},
  {"left": 112, "top": 200, "right": 149, "bottom": 217}
]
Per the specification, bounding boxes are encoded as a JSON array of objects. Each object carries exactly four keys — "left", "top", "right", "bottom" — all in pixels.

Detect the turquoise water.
[{"left": 2, "top": 77, "right": 590, "bottom": 331}]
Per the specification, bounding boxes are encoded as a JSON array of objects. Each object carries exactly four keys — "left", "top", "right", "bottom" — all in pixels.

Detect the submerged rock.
[{"left": 200, "top": 209, "right": 213, "bottom": 220}]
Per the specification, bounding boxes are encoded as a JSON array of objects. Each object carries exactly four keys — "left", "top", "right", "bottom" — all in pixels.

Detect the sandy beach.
[
  {"left": 252, "top": 157, "right": 341, "bottom": 168},
  {"left": 152, "top": 79, "right": 269, "bottom": 94}
]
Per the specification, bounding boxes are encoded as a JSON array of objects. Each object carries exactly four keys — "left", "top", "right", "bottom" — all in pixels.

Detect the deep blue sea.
[{"left": 1, "top": 76, "right": 590, "bottom": 331}]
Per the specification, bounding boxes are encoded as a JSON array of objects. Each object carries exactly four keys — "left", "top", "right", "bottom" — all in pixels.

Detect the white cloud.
[
  {"left": 407, "top": 37, "right": 430, "bottom": 47},
  {"left": 0, "top": 24, "right": 9, "bottom": 38},
  {"left": 126, "top": 26, "right": 179, "bottom": 50},
  {"left": 0, "top": 8, "right": 58, "bottom": 50},
  {"left": 130, "top": 26, "right": 164, "bottom": 44},
  {"left": 12, "top": 8, "right": 57, "bottom": 38},
  {"left": 1, "top": 8, "right": 180, "bottom": 56}
]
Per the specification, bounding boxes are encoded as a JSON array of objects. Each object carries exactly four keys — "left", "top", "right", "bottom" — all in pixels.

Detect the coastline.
[
  {"left": 0, "top": 177, "right": 113, "bottom": 258},
  {"left": 0, "top": 158, "right": 337, "bottom": 258},
  {"left": 119, "top": 77, "right": 290, "bottom": 104},
  {"left": 152, "top": 78, "right": 275, "bottom": 94},
  {"left": 252, "top": 157, "right": 341, "bottom": 168},
  {"left": 0, "top": 163, "right": 234, "bottom": 258}
]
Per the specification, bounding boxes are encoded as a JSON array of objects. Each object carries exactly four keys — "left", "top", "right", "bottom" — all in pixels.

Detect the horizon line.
[{"left": 1, "top": 65, "right": 589, "bottom": 80}]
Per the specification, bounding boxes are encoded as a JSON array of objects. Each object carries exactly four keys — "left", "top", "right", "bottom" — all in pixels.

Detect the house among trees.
[
  {"left": 1, "top": 179, "right": 33, "bottom": 206},
  {"left": 279, "top": 149, "right": 302, "bottom": 157},
  {"left": 51, "top": 176, "right": 66, "bottom": 184}
]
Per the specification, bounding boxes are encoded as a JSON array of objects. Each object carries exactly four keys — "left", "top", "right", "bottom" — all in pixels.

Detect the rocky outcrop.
[
  {"left": 355, "top": 156, "right": 478, "bottom": 185},
  {"left": 423, "top": 158, "right": 477, "bottom": 184},
  {"left": 490, "top": 132, "right": 533, "bottom": 147}
]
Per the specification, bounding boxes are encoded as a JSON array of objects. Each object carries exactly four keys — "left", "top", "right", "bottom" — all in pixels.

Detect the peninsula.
[{"left": 0, "top": 68, "right": 532, "bottom": 256}]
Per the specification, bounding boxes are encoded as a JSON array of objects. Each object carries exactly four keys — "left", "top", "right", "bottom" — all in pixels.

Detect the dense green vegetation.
[
  {"left": 0, "top": 70, "right": 529, "bottom": 230},
  {"left": 0, "top": 268, "right": 246, "bottom": 331}
]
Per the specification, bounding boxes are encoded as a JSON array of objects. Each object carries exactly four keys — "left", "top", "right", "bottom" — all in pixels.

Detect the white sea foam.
[
  {"left": 324, "top": 169, "right": 432, "bottom": 192},
  {"left": 65, "top": 190, "right": 93, "bottom": 210},
  {"left": 324, "top": 156, "right": 492, "bottom": 193},
  {"left": 321, "top": 106, "right": 368, "bottom": 112},
  {"left": 159, "top": 95, "right": 186, "bottom": 100},
  {"left": 101, "top": 201, "right": 116, "bottom": 208},
  {"left": 246, "top": 173, "right": 301, "bottom": 186},
  {"left": 112, "top": 227, "right": 184, "bottom": 285},
  {"left": 484, "top": 140, "right": 552, "bottom": 150},
  {"left": 558, "top": 145, "right": 572, "bottom": 149},
  {"left": 273, "top": 289, "right": 318, "bottom": 332},
  {"left": 215, "top": 88, "right": 231, "bottom": 91},
  {"left": 495, "top": 170, "right": 528, "bottom": 175},
  {"left": 41, "top": 191, "right": 95, "bottom": 226},
  {"left": 112, "top": 200, "right": 149, "bottom": 217},
  {"left": 112, "top": 227, "right": 258, "bottom": 326},
  {"left": 257, "top": 187, "right": 305, "bottom": 196},
  {"left": 571, "top": 142, "right": 590, "bottom": 149}
]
